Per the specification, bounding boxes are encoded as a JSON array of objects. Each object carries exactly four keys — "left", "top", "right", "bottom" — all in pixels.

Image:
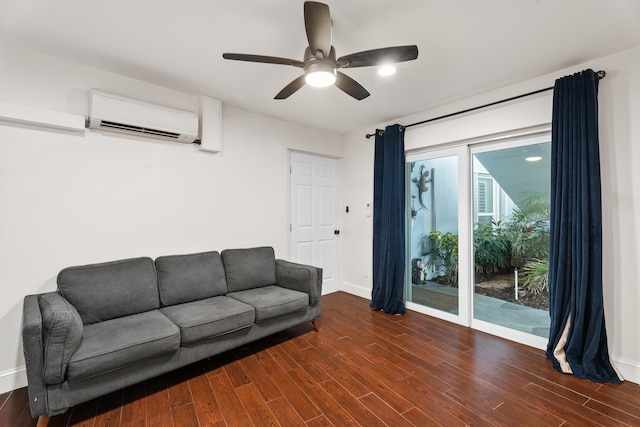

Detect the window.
[{"left": 476, "top": 175, "right": 494, "bottom": 225}]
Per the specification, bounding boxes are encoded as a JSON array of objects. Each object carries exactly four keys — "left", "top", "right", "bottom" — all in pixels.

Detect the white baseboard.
[
  {"left": 0, "top": 366, "right": 27, "bottom": 394},
  {"left": 340, "top": 281, "right": 371, "bottom": 300},
  {"left": 613, "top": 356, "right": 640, "bottom": 385}
]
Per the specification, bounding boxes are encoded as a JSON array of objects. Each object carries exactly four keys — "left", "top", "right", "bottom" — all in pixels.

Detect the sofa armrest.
[
  {"left": 38, "top": 293, "right": 84, "bottom": 385},
  {"left": 22, "top": 294, "right": 47, "bottom": 417},
  {"left": 276, "top": 259, "right": 322, "bottom": 306}
]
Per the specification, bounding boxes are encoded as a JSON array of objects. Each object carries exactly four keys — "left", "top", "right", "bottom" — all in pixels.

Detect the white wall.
[
  {"left": 341, "top": 46, "right": 640, "bottom": 384},
  {"left": 0, "top": 41, "right": 343, "bottom": 393}
]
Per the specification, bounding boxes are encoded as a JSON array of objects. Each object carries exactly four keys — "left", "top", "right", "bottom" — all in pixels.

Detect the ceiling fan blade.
[
  {"left": 304, "top": 1, "right": 332, "bottom": 58},
  {"left": 335, "top": 72, "right": 370, "bottom": 100},
  {"left": 274, "top": 75, "right": 307, "bottom": 99},
  {"left": 337, "top": 45, "right": 419, "bottom": 68},
  {"left": 223, "top": 53, "right": 303, "bottom": 68}
]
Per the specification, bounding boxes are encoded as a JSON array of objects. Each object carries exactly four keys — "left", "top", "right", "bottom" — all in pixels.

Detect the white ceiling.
[{"left": 1, "top": 0, "right": 640, "bottom": 134}]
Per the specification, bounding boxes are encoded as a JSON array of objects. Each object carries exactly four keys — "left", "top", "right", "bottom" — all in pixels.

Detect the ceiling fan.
[{"left": 222, "top": 1, "right": 418, "bottom": 100}]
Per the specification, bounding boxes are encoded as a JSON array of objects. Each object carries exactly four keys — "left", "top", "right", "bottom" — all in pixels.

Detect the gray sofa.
[{"left": 21, "top": 246, "right": 322, "bottom": 424}]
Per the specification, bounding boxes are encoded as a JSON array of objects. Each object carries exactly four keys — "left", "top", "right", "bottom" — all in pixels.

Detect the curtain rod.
[{"left": 365, "top": 70, "right": 606, "bottom": 139}]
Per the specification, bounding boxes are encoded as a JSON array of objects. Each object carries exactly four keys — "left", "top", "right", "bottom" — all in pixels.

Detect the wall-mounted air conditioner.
[{"left": 87, "top": 89, "right": 198, "bottom": 143}]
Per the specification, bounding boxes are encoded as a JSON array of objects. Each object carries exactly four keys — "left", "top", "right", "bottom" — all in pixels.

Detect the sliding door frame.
[
  {"left": 405, "top": 128, "right": 551, "bottom": 350},
  {"left": 469, "top": 132, "right": 551, "bottom": 350},
  {"left": 405, "top": 145, "right": 472, "bottom": 327}
]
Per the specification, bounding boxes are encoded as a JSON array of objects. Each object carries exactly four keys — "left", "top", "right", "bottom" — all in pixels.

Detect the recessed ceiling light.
[
  {"left": 378, "top": 65, "right": 396, "bottom": 76},
  {"left": 525, "top": 156, "right": 542, "bottom": 162}
]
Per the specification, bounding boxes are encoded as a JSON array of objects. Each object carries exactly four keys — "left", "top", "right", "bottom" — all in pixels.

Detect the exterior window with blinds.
[{"left": 477, "top": 175, "right": 494, "bottom": 225}]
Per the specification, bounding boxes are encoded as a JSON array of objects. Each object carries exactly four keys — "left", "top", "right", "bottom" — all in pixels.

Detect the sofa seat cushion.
[
  {"left": 161, "top": 296, "right": 255, "bottom": 345},
  {"left": 227, "top": 285, "right": 309, "bottom": 323},
  {"left": 66, "top": 310, "right": 180, "bottom": 382}
]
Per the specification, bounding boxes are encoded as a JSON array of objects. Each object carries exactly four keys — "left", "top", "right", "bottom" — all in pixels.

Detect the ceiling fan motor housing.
[{"left": 303, "top": 46, "right": 337, "bottom": 87}]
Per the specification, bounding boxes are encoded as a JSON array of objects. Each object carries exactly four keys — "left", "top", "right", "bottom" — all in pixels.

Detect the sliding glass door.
[
  {"left": 405, "top": 133, "right": 550, "bottom": 347},
  {"left": 405, "top": 147, "right": 470, "bottom": 325},
  {"left": 471, "top": 137, "right": 550, "bottom": 344}
]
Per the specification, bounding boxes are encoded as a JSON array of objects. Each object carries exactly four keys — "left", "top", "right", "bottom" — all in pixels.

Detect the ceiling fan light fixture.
[
  {"left": 305, "top": 62, "right": 336, "bottom": 87},
  {"left": 378, "top": 64, "right": 396, "bottom": 76}
]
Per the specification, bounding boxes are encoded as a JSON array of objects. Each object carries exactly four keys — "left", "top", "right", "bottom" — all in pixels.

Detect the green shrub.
[
  {"left": 520, "top": 259, "right": 549, "bottom": 294},
  {"left": 426, "top": 231, "right": 459, "bottom": 285},
  {"left": 503, "top": 192, "right": 550, "bottom": 268},
  {"left": 473, "top": 221, "right": 511, "bottom": 280}
]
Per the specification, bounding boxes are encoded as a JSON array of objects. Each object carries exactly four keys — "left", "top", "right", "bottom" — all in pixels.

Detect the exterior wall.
[{"left": 408, "top": 156, "right": 458, "bottom": 280}]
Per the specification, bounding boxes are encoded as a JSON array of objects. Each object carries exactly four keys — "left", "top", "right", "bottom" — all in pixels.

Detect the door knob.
[{"left": 334, "top": 230, "right": 340, "bottom": 235}]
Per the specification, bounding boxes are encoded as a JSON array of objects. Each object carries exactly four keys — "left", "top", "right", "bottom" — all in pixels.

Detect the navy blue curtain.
[
  {"left": 371, "top": 124, "right": 406, "bottom": 315},
  {"left": 546, "top": 69, "right": 621, "bottom": 383}
]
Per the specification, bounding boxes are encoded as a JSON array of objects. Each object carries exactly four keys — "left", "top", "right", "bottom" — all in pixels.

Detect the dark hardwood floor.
[{"left": 2, "top": 291, "right": 640, "bottom": 426}]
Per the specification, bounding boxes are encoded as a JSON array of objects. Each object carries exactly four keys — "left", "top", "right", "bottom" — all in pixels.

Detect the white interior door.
[{"left": 290, "top": 152, "right": 340, "bottom": 294}]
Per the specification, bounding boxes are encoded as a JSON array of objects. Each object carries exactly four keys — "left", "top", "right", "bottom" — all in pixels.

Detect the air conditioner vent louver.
[
  {"left": 98, "top": 120, "right": 181, "bottom": 139},
  {"left": 87, "top": 90, "right": 198, "bottom": 143}
]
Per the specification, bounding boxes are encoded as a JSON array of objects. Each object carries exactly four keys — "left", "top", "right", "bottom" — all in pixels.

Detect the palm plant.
[
  {"left": 425, "top": 231, "right": 459, "bottom": 285},
  {"left": 473, "top": 220, "right": 511, "bottom": 280},
  {"left": 520, "top": 259, "right": 549, "bottom": 294},
  {"left": 503, "top": 191, "right": 550, "bottom": 268}
]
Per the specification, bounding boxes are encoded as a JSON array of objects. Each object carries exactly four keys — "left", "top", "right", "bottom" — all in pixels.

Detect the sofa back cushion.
[
  {"left": 57, "top": 257, "right": 159, "bottom": 324},
  {"left": 155, "top": 251, "right": 228, "bottom": 306},
  {"left": 222, "top": 247, "right": 276, "bottom": 292}
]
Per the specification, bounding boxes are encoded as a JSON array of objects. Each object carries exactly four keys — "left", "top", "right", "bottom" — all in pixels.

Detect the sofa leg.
[
  {"left": 36, "top": 415, "right": 51, "bottom": 427},
  {"left": 312, "top": 319, "right": 319, "bottom": 332}
]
